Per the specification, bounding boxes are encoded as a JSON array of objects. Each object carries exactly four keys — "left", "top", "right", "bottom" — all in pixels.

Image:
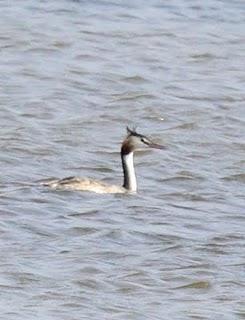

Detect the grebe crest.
[{"left": 42, "top": 127, "right": 165, "bottom": 194}]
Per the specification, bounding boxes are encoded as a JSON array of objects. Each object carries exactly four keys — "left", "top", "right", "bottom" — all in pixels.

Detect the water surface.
[{"left": 0, "top": 1, "right": 244, "bottom": 319}]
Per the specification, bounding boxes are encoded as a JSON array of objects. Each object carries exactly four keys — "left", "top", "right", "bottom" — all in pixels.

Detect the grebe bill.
[{"left": 42, "top": 127, "right": 165, "bottom": 194}]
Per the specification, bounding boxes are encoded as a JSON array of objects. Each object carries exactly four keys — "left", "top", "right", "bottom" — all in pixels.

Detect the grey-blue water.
[{"left": 0, "top": 1, "right": 244, "bottom": 319}]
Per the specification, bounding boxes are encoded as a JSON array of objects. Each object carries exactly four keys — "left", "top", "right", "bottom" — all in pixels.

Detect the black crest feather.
[{"left": 126, "top": 126, "right": 139, "bottom": 137}]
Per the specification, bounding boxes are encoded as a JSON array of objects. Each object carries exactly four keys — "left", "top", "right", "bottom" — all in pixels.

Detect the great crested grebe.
[{"left": 42, "top": 127, "right": 165, "bottom": 194}]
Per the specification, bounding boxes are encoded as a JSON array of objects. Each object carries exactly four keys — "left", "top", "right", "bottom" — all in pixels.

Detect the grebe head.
[{"left": 121, "top": 127, "right": 165, "bottom": 155}]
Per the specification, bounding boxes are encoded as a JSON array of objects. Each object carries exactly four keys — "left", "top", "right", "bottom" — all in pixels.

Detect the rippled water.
[{"left": 0, "top": 1, "right": 245, "bottom": 319}]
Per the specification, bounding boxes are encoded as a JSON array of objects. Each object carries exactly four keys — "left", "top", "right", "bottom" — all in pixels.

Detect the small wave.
[
  {"left": 111, "top": 92, "right": 156, "bottom": 102},
  {"left": 174, "top": 280, "right": 211, "bottom": 290},
  {"left": 222, "top": 173, "right": 245, "bottom": 182},
  {"left": 120, "top": 75, "right": 149, "bottom": 84}
]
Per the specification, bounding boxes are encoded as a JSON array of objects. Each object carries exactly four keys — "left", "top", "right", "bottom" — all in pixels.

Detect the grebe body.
[{"left": 43, "top": 127, "right": 164, "bottom": 194}]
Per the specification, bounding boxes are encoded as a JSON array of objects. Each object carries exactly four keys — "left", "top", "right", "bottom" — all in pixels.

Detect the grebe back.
[{"left": 42, "top": 127, "right": 165, "bottom": 194}]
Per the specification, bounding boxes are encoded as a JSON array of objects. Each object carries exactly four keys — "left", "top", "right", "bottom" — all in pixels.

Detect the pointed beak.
[{"left": 147, "top": 142, "right": 166, "bottom": 150}]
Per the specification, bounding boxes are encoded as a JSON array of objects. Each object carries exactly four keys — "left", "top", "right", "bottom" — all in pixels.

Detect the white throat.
[{"left": 122, "top": 152, "right": 137, "bottom": 192}]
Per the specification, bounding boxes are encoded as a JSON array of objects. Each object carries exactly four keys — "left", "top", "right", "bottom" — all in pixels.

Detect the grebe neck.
[{"left": 121, "top": 151, "right": 137, "bottom": 192}]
